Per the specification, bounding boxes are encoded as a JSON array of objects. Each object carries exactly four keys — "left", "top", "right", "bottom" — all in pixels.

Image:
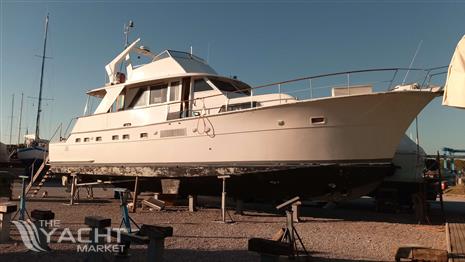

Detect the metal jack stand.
[
  {"left": 215, "top": 175, "right": 234, "bottom": 224},
  {"left": 115, "top": 188, "right": 140, "bottom": 233},
  {"left": 12, "top": 175, "right": 31, "bottom": 221},
  {"left": 276, "top": 197, "right": 309, "bottom": 259}
]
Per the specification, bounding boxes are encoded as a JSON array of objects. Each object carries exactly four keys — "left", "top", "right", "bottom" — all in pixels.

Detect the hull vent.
[{"left": 160, "top": 128, "right": 187, "bottom": 138}]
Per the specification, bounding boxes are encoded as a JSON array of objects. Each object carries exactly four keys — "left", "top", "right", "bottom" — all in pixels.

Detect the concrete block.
[{"left": 84, "top": 216, "right": 111, "bottom": 228}]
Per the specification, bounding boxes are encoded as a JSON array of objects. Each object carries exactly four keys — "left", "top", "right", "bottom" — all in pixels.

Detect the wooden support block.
[
  {"left": 84, "top": 216, "right": 111, "bottom": 228},
  {"left": 139, "top": 224, "right": 173, "bottom": 239},
  {"left": 395, "top": 246, "right": 447, "bottom": 262},
  {"left": 85, "top": 216, "right": 112, "bottom": 262},
  {"left": 0, "top": 203, "right": 17, "bottom": 213},
  {"left": 141, "top": 224, "right": 173, "bottom": 262},
  {"left": 0, "top": 212, "right": 13, "bottom": 243},
  {"left": 142, "top": 198, "right": 165, "bottom": 211},
  {"left": 31, "top": 209, "right": 55, "bottom": 221},
  {"left": 30, "top": 209, "right": 55, "bottom": 252},
  {"left": 248, "top": 238, "right": 292, "bottom": 257},
  {"left": 116, "top": 224, "right": 173, "bottom": 262}
]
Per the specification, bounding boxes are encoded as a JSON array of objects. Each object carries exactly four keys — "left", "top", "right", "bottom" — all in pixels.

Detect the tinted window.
[
  {"left": 210, "top": 79, "right": 236, "bottom": 92},
  {"left": 169, "top": 81, "right": 180, "bottom": 101},
  {"left": 210, "top": 78, "right": 251, "bottom": 96},
  {"left": 193, "top": 79, "right": 213, "bottom": 92},
  {"left": 128, "top": 87, "right": 148, "bottom": 108},
  {"left": 152, "top": 51, "right": 170, "bottom": 61},
  {"left": 150, "top": 84, "right": 168, "bottom": 104}
]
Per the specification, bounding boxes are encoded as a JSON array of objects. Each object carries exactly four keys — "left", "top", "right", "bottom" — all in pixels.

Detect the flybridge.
[{"left": 104, "top": 38, "right": 217, "bottom": 86}]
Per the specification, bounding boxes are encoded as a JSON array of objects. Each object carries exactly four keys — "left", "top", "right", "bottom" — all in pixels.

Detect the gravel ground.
[{"left": 0, "top": 182, "right": 453, "bottom": 262}]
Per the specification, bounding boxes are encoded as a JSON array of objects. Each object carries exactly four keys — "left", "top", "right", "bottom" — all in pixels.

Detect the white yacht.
[{"left": 49, "top": 37, "right": 443, "bottom": 201}]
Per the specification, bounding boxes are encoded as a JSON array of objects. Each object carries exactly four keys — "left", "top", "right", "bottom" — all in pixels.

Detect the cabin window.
[
  {"left": 112, "top": 135, "right": 119, "bottom": 141},
  {"left": 140, "top": 133, "right": 148, "bottom": 138},
  {"left": 210, "top": 78, "right": 251, "bottom": 96},
  {"left": 169, "top": 81, "right": 181, "bottom": 101},
  {"left": 193, "top": 79, "right": 213, "bottom": 92},
  {"left": 84, "top": 138, "right": 90, "bottom": 142},
  {"left": 122, "top": 134, "right": 130, "bottom": 140},
  {"left": 116, "top": 92, "right": 125, "bottom": 111},
  {"left": 150, "top": 84, "right": 168, "bottom": 104},
  {"left": 127, "top": 87, "right": 149, "bottom": 108},
  {"left": 220, "top": 102, "right": 259, "bottom": 112},
  {"left": 75, "top": 138, "right": 81, "bottom": 143},
  {"left": 311, "top": 117, "right": 326, "bottom": 125},
  {"left": 96, "top": 137, "right": 102, "bottom": 141},
  {"left": 152, "top": 51, "right": 170, "bottom": 61}
]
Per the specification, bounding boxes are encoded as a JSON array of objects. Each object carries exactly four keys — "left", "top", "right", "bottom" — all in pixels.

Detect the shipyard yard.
[
  {"left": 0, "top": 181, "right": 455, "bottom": 261},
  {"left": 2, "top": 2, "right": 465, "bottom": 262}
]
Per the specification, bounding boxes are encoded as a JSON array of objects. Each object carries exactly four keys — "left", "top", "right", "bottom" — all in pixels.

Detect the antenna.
[
  {"left": 402, "top": 40, "right": 423, "bottom": 85},
  {"left": 123, "top": 20, "right": 134, "bottom": 48}
]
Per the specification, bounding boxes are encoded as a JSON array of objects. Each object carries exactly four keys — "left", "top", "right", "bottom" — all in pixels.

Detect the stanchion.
[{"left": 214, "top": 175, "right": 234, "bottom": 224}]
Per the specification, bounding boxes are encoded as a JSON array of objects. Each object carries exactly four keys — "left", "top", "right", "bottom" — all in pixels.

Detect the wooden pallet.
[{"left": 447, "top": 223, "right": 465, "bottom": 261}]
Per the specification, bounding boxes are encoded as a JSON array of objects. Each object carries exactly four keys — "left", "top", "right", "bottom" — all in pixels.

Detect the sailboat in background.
[{"left": 16, "top": 15, "right": 50, "bottom": 166}]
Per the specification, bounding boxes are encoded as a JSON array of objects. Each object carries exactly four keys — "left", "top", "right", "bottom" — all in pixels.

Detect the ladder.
[{"left": 25, "top": 155, "right": 50, "bottom": 196}]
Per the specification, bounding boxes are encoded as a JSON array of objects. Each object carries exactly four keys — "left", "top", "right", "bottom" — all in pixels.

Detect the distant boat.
[
  {"left": 48, "top": 33, "right": 445, "bottom": 201},
  {"left": 16, "top": 15, "right": 50, "bottom": 166},
  {"left": 16, "top": 134, "right": 48, "bottom": 166}
]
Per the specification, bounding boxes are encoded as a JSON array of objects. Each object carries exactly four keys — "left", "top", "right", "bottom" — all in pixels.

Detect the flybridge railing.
[
  {"left": 247, "top": 66, "right": 448, "bottom": 101},
  {"left": 186, "top": 67, "right": 448, "bottom": 107}
]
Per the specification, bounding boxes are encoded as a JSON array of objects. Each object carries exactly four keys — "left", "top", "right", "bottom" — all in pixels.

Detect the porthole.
[{"left": 311, "top": 117, "right": 326, "bottom": 125}]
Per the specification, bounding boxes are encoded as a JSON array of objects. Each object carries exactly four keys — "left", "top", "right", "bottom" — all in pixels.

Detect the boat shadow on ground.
[
  {"left": 235, "top": 198, "right": 465, "bottom": 225},
  {"left": 0, "top": 249, "right": 378, "bottom": 262},
  {"left": 8, "top": 196, "right": 112, "bottom": 204}
]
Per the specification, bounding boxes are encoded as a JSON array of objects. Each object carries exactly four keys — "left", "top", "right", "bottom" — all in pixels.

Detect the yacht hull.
[{"left": 49, "top": 90, "right": 437, "bottom": 200}]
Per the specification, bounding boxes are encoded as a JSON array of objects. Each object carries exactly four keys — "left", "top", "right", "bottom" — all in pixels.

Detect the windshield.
[{"left": 209, "top": 77, "right": 251, "bottom": 96}]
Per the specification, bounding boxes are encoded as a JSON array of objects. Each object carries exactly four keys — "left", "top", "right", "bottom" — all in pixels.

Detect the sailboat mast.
[
  {"left": 17, "top": 93, "right": 24, "bottom": 145},
  {"left": 9, "top": 94, "right": 14, "bottom": 144},
  {"left": 34, "top": 14, "right": 49, "bottom": 140}
]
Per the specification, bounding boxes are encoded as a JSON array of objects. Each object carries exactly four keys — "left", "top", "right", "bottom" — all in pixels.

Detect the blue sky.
[{"left": 1, "top": 1, "right": 464, "bottom": 154}]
